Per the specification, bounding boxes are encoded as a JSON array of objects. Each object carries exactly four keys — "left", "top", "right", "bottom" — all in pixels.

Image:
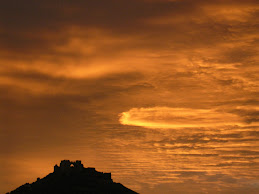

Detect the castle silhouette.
[{"left": 7, "top": 160, "right": 138, "bottom": 194}]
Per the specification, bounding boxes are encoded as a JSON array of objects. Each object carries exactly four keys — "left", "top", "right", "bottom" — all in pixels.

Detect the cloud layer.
[{"left": 0, "top": 0, "right": 258, "bottom": 194}]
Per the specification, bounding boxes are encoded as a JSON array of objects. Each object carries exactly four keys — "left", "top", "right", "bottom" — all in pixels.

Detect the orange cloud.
[{"left": 120, "top": 107, "right": 243, "bottom": 128}]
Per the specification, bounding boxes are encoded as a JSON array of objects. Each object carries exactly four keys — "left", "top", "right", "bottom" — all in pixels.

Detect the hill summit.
[{"left": 7, "top": 160, "right": 139, "bottom": 194}]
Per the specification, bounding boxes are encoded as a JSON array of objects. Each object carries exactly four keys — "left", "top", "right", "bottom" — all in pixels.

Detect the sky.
[{"left": 0, "top": 0, "right": 258, "bottom": 193}]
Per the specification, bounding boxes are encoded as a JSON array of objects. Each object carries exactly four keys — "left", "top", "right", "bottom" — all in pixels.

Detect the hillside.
[{"left": 7, "top": 160, "right": 139, "bottom": 194}]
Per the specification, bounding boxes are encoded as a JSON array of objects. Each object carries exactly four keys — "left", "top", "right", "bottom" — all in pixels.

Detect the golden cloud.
[{"left": 119, "top": 107, "right": 243, "bottom": 128}]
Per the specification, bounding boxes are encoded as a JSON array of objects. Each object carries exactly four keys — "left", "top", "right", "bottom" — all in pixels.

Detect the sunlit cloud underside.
[{"left": 120, "top": 107, "right": 243, "bottom": 129}]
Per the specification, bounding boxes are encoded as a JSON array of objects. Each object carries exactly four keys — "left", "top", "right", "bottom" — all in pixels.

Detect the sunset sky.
[{"left": 0, "top": 0, "right": 259, "bottom": 193}]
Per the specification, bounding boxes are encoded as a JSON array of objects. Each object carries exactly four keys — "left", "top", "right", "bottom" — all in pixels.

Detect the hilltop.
[{"left": 7, "top": 160, "right": 138, "bottom": 194}]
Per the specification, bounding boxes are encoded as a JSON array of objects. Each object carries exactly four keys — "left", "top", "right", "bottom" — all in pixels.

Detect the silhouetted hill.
[{"left": 7, "top": 160, "right": 139, "bottom": 194}]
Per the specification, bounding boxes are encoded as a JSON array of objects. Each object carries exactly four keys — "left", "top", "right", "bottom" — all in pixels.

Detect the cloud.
[{"left": 119, "top": 107, "right": 244, "bottom": 128}]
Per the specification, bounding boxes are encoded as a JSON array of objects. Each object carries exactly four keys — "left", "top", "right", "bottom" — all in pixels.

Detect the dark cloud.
[
  {"left": 1, "top": 0, "right": 258, "bottom": 58},
  {"left": 0, "top": 0, "right": 188, "bottom": 55},
  {"left": 231, "top": 108, "right": 259, "bottom": 124}
]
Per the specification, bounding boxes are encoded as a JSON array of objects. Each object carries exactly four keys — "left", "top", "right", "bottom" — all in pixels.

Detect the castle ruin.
[{"left": 53, "top": 160, "right": 112, "bottom": 182}]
